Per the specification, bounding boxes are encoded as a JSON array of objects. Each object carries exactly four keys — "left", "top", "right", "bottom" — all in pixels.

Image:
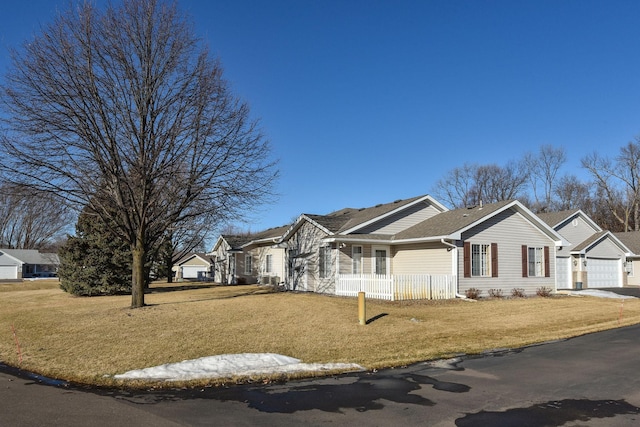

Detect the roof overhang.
[
  {"left": 571, "top": 231, "right": 632, "bottom": 256},
  {"left": 451, "top": 200, "right": 566, "bottom": 247},
  {"left": 322, "top": 235, "right": 454, "bottom": 245},
  {"left": 340, "top": 195, "right": 448, "bottom": 235},
  {"left": 556, "top": 209, "right": 603, "bottom": 233},
  {"left": 280, "top": 214, "right": 332, "bottom": 242}
]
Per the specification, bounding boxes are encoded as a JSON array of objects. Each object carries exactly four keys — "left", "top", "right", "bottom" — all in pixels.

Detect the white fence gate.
[{"left": 336, "top": 274, "right": 457, "bottom": 301}]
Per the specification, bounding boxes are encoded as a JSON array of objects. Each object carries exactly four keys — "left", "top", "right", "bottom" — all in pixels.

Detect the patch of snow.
[{"left": 114, "top": 353, "right": 364, "bottom": 381}]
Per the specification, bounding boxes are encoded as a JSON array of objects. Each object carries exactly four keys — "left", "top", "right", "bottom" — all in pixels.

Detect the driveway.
[
  {"left": 595, "top": 287, "right": 640, "bottom": 298},
  {"left": 2, "top": 324, "right": 640, "bottom": 426}
]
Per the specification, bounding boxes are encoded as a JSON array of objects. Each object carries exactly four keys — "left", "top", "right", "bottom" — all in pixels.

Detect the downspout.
[{"left": 440, "top": 238, "right": 471, "bottom": 300}]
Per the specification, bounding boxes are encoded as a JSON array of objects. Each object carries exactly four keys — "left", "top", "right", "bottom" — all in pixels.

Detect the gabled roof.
[
  {"left": 614, "top": 231, "right": 640, "bottom": 255},
  {"left": 241, "top": 225, "right": 290, "bottom": 248},
  {"left": 281, "top": 194, "right": 447, "bottom": 241},
  {"left": 570, "top": 231, "right": 631, "bottom": 255},
  {"left": 176, "top": 252, "right": 214, "bottom": 266},
  {"left": 394, "top": 200, "right": 516, "bottom": 241},
  {"left": 0, "top": 249, "right": 59, "bottom": 265},
  {"left": 322, "top": 200, "right": 565, "bottom": 246},
  {"left": 210, "top": 235, "right": 247, "bottom": 252},
  {"left": 538, "top": 209, "right": 602, "bottom": 233},
  {"left": 211, "top": 225, "right": 289, "bottom": 253},
  {"left": 571, "top": 231, "right": 631, "bottom": 254}
]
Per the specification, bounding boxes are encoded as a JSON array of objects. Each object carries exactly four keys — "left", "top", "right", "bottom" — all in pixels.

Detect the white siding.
[
  {"left": 286, "top": 221, "right": 334, "bottom": 293},
  {"left": 556, "top": 256, "right": 571, "bottom": 289},
  {"left": 392, "top": 243, "right": 452, "bottom": 275},
  {"left": 357, "top": 202, "right": 443, "bottom": 235},
  {"left": 251, "top": 246, "right": 286, "bottom": 284},
  {"left": 556, "top": 215, "right": 599, "bottom": 255},
  {"left": 459, "top": 209, "right": 556, "bottom": 296},
  {"left": 586, "top": 237, "right": 625, "bottom": 259},
  {"left": 625, "top": 258, "right": 640, "bottom": 286}
]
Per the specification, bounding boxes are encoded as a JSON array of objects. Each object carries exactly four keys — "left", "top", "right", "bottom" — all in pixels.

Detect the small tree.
[{"left": 58, "top": 209, "right": 132, "bottom": 296}]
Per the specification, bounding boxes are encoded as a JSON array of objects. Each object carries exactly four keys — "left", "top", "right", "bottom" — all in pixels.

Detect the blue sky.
[{"left": 2, "top": 0, "right": 640, "bottom": 235}]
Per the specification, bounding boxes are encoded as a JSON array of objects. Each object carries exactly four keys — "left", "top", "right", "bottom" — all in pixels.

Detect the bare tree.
[
  {"left": 0, "top": 184, "right": 73, "bottom": 249},
  {"left": 525, "top": 145, "right": 567, "bottom": 210},
  {"left": 432, "top": 161, "right": 529, "bottom": 208},
  {"left": 553, "top": 174, "right": 592, "bottom": 211},
  {"left": 0, "top": 0, "right": 277, "bottom": 307},
  {"left": 431, "top": 163, "right": 477, "bottom": 208},
  {"left": 581, "top": 139, "right": 640, "bottom": 231},
  {"left": 472, "top": 161, "right": 529, "bottom": 204}
]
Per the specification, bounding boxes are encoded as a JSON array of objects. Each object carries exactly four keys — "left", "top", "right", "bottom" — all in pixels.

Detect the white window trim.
[
  {"left": 265, "top": 254, "right": 273, "bottom": 274},
  {"left": 319, "top": 244, "right": 332, "bottom": 279},
  {"left": 244, "top": 254, "right": 252, "bottom": 275},
  {"left": 352, "top": 245, "right": 363, "bottom": 274},
  {"left": 528, "top": 246, "right": 544, "bottom": 277},
  {"left": 471, "top": 243, "right": 491, "bottom": 277},
  {"left": 372, "top": 245, "right": 390, "bottom": 275}
]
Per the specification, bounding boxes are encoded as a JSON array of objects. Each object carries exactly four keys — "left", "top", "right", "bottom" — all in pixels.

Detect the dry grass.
[{"left": 2, "top": 280, "right": 640, "bottom": 388}]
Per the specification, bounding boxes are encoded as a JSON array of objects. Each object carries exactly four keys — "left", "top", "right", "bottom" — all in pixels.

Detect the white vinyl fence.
[{"left": 336, "top": 274, "right": 457, "bottom": 301}]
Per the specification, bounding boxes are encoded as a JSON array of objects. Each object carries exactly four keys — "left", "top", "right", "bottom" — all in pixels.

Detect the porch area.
[{"left": 336, "top": 274, "right": 457, "bottom": 301}]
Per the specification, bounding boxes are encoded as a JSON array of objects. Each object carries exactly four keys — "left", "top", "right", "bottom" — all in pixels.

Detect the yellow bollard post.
[{"left": 358, "top": 291, "right": 366, "bottom": 325}]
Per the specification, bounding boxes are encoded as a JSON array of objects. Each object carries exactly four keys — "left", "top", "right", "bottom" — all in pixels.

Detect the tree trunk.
[
  {"left": 166, "top": 256, "right": 174, "bottom": 283},
  {"left": 131, "top": 240, "right": 146, "bottom": 308}
]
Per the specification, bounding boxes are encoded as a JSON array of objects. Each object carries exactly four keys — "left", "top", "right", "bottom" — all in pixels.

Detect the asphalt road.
[{"left": 2, "top": 323, "right": 640, "bottom": 426}]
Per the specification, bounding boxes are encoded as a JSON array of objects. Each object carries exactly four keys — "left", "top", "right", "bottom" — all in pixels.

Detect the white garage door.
[
  {"left": 556, "top": 257, "right": 571, "bottom": 289},
  {"left": 588, "top": 258, "right": 621, "bottom": 288},
  {"left": 181, "top": 266, "right": 208, "bottom": 279},
  {"left": 0, "top": 266, "right": 18, "bottom": 280}
]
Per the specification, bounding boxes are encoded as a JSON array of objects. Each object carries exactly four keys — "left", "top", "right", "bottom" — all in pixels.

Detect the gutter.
[{"left": 439, "top": 238, "right": 472, "bottom": 301}]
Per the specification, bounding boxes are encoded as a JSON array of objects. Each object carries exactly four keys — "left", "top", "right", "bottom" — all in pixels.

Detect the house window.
[
  {"left": 374, "top": 249, "right": 387, "bottom": 275},
  {"left": 522, "top": 245, "right": 550, "bottom": 278},
  {"left": 464, "top": 242, "right": 498, "bottom": 278},
  {"left": 244, "top": 254, "right": 252, "bottom": 275},
  {"left": 319, "top": 245, "right": 331, "bottom": 278},
  {"left": 352, "top": 246, "right": 362, "bottom": 274},
  {"left": 265, "top": 254, "right": 273, "bottom": 274},
  {"left": 471, "top": 244, "right": 491, "bottom": 277},
  {"left": 528, "top": 247, "right": 544, "bottom": 277}
]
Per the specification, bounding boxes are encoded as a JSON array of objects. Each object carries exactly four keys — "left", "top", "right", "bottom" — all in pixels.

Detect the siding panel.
[
  {"left": 392, "top": 242, "right": 452, "bottom": 275},
  {"left": 357, "top": 203, "right": 443, "bottom": 234},
  {"left": 458, "top": 209, "right": 556, "bottom": 295}
]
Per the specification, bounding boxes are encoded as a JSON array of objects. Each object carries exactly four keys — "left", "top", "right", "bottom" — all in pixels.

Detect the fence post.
[{"left": 358, "top": 291, "right": 366, "bottom": 325}]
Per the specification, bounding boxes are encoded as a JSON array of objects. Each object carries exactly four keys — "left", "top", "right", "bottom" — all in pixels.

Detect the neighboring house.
[
  {"left": 613, "top": 231, "right": 640, "bottom": 287},
  {"left": 538, "top": 210, "right": 631, "bottom": 289},
  {"left": 0, "top": 249, "right": 59, "bottom": 280},
  {"left": 279, "top": 195, "right": 563, "bottom": 298},
  {"left": 210, "top": 225, "right": 288, "bottom": 285},
  {"left": 173, "top": 253, "right": 215, "bottom": 281}
]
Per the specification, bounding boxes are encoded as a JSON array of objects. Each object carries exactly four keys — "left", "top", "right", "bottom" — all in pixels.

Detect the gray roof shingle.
[
  {"left": 537, "top": 209, "right": 581, "bottom": 228},
  {"left": 394, "top": 200, "right": 514, "bottom": 240},
  {"left": 614, "top": 231, "right": 640, "bottom": 255}
]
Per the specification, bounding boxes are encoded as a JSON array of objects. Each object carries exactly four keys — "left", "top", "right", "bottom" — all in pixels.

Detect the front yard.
[{"left": 1, "top": 280, "right": 640, "bottom": 388}]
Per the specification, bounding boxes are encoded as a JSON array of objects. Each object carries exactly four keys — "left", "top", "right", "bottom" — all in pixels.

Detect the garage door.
[
  {"left": 181, "top": 266, "right": 208, "bottom": 279},
  {"left": 588, "top": 258, "right": 621, "bottom": 288},
  {"left": 0, "top": 266, "right": 18, "bottom": 280},
  {"left": 556, "top": 257, "right": 571, "bottom": 289}
]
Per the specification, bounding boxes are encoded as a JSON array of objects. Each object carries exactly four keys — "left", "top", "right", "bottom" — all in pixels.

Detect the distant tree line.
[{"left": 432, "top": 141, "right": 640, "bottom": 232}]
